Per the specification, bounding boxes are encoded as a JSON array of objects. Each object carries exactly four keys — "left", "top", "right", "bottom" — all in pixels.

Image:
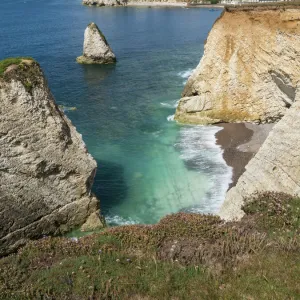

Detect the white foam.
[
  {"left": 177, "top": 68, "right": 195, "bottom": 79},
  {"left": 105, "top": 214, "right": 139, "bottom": 226},
  {"left": 175, "top": 125, "right": 232, "bottom": 213},
  {"left": 160, "top": 99, "right": 179, "bottom": 108},
  {"left": 177, "top": 68, "right": 195, "bottom": 85},
  {"left": 167, "top": 114, "right": 175, "bottom": 121}
]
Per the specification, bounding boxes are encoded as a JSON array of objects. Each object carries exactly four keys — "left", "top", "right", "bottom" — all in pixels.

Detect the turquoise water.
[{"left": 0, "top": 0, "right": 231, "bottom": 225}]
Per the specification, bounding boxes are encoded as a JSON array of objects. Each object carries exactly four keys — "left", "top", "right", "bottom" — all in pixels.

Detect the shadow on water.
[
  {"left": 92, "top": 159, "right": 128, "bottom": 215},
  {"left": 81, "top": 64, "right": 116, "bottom": 87}
]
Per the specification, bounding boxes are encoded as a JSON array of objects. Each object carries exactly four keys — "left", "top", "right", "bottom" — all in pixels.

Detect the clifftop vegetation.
[
  {"left": 0, "top": 57, "right": 34, "bottom": 77},
  {"left": 0, "top": 192, "right": 299, "bottom": 299}
]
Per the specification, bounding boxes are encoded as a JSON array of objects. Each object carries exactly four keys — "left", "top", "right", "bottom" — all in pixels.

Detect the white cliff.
[
  {"left": 0, "top": 58, "right": 104, "bottom": 255},
  {"left": 175, "top": 6, "right": 300, "bottom": 124},
  {"left": 219, "top": 92, "right": 300, "bottom": 220}
]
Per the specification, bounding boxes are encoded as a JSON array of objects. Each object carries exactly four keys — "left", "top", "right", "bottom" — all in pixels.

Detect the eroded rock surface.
[
  {"left": 0, "top": 58, "right": 103, "bottom": 256},
  {"left": 82, "top": 0, "right": 186, "bottom": 6},
  {"left": 175, "top": 6, "right": 300, "bottom": 124},
  {"left": 219, "top": 93, "right": 300, "bottom": 220},
  {"left": 77, "top": 23, "right": 116, "bottom": 65},
  {"left": 83, "top": 0, "right": 124, "bottom": 6}
]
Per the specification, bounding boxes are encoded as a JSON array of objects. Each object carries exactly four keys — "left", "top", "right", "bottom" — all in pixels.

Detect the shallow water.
[{"left": 0, "top": 0, "right": 231, "bottom": 225}]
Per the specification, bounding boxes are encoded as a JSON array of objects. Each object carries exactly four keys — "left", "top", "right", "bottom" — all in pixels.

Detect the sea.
[{"left": 0, "top": 0, "right": 232, "bottom": 225}]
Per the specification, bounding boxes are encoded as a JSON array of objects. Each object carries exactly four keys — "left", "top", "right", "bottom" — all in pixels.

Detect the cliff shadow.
[{"left": 92, "top": 159, "right": 128, "bottom": 215}]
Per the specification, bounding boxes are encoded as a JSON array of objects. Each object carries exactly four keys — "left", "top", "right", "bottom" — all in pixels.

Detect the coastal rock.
[
  {"left": 83, "top": 0, "right": 124, "bottom": 6},
  {"left": 0, "top": 58, "right": 104, "bottom": 255},
  {"left": 175, "top": 6, "right": 300, "bottom": 124},
  {"left": 77, "top": 23, "right": 116, "bottom": 65},
  {"left": 82, "top": 0, "right": 187, "bottom": 6},
  {"left": 219, "top": 92, "right": 300, "bottom": 221}
]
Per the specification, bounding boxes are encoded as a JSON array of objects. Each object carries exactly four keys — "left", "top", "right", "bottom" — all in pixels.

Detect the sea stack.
[
  {"left": 77, "top": 23, "right": 116, "bottom": 64},
  {"left": 0, "top": 58, "right": 104, "bottom": 256}
]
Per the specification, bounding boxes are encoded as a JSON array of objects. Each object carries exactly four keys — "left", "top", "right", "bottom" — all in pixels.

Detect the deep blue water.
[{"left": 0, "top": 0, "right": 231, "bottom": 225}]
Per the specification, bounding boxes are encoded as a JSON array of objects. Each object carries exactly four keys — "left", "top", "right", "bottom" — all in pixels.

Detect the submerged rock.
[
  {"left": 175, "top": 5, "right": 300, "bottom": 124},
  {"left": 77, "top": 23, "right": 116, "bottom": 65},
  {"left": 0, "top": 58, "right": 104, "bottom": 256}
]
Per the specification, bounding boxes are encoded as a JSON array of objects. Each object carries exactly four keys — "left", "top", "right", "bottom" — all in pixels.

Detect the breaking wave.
[
  {"left": 167, "top": 114, "right": 175, "bottom": 121},
  {"left": 175, "top": 125, "right": 232, "bottom": 214},
  {"left": 105, "top": 215, "right": 139, "bottom": 226}
]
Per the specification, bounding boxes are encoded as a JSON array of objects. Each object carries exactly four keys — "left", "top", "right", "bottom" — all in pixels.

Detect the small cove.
[{"left": 0, "top": 0, "right": 231, "bottom": 225}]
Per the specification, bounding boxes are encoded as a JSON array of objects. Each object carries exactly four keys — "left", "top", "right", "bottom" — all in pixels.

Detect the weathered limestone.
[
  {"left": 83, "top": 0, "right": 124, "bottom": 6},
  {"left": 82, "top": 0, "right": 187, "bottom": 6},
  {"left": 0, "top": 58, "right": 104, "bottom": 256},
  {"left": 77, "top": 23, "right": 116, "bottom": 65},
  {"left": 219, "top": 91, "right": 300, "bottom": 221},
  {"left": 175, "top": 7, "right": 300, "bottom": 124}
]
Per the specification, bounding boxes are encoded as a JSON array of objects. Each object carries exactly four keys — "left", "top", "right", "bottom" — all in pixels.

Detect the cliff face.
[
  {"left": 0, "top": 59, "right": 103, "bottom": 255},
  {"left": 175, "top": 6, "right": 300, "bottom": 124},
  {"left": 220, "top": 92, "right": 300, "bottom": 220}
]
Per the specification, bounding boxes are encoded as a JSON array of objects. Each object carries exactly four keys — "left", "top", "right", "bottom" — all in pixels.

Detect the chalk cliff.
[
  {"left": 175, "top": 6, "right": 300, "bottom": 124},
  {"left": 220, "top": 92, "right": 300, "bottom": 220},
  {"left": 0, "top": 58, "right": 103, "bottom": 256},
  {"left": 77, "top": 23, "right": 116, "bottom": 65}
]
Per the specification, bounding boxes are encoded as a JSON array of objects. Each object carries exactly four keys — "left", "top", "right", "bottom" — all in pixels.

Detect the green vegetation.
[
  {"left": 0, "top": 57, "right": 40, "bottom": 94},
  {"left": 0, "top": 57, "right": 34, "bottom": 77},
  {"left": 0, "top": 192, "right": 299, "bottom": 299},
  {"left": 210, "top": 0, "right": 220, "bottom": 4}
]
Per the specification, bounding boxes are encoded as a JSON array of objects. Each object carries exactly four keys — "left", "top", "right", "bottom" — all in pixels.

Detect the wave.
[
  {"left": 175, "top": 126, "right": 232, "bottom": 214},
  {"left": 105, "top": 214, "right": 139, "bottom": 226},
  {"left": 177, "top": 68, "right": 195, "bottom": 85},
  {"left": 160, "top": 99, "right": 179, "bottom": 109},
  {"left": 167, "top": 114, "right": 175, "bottom": 121},
  {"left": 177, "top": 68, "right": 195, "bottom": 79}
]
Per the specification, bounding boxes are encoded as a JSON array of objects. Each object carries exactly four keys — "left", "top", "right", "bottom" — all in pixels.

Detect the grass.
[
  {"left": 0, "top": 57, "right": 40, "bottom": 94},
  {"left": 0, "top": 57, "right": 34, "bottom": 77},
  {"left": 0, "top": 192, "right": 299, "bottom": 299}
]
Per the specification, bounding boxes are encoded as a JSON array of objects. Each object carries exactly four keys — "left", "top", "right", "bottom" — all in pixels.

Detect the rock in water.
[
  {"left": 76, "top": 23, "right": 116, "bottom": 64},
  {"left": 83, "top": 0, "right": 124, "bottom": 6},
  {"left": 0, "top": 58, "right": 104, "bottom": 256}
]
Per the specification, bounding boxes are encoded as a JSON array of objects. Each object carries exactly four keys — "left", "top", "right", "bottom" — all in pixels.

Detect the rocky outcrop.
[
  {"left": 175, "top": 6, "right": 300, "bottom": 124},
  {"left": 219, "top": 91, "right": 300, "bottom": 221},
  {"left": 77, "top": 23, "right": 116, "bottom": 65},
  {"left": 0, "top": 58, "right": 104, "bottom": 256},
  {"left": 83, "top": 0, "right": 124, "bottom": 6},
  {"left": 82, "top": 0, "right": 187, "bottom": 6}
]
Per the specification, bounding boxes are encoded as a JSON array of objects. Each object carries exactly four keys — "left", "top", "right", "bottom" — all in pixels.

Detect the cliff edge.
[
  {"left": 175, "top": 6, "right": 300, "bottom": 124},
  {"left": 0, "top": 58, "right": 103, "bottom": 256}
]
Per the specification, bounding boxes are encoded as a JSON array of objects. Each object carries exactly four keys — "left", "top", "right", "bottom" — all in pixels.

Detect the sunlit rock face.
[
  {"left": 0, "top": 59, "right": 103, "bottom": 256},
  {"left": 175, "top": 6, "right": 300, "bottom": 124},
  {"left": 77, "top": 23, "right": 116, "bottom": 65},
  {"left": 220, "top": 94, "right": 300, "bottom": 221}
]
